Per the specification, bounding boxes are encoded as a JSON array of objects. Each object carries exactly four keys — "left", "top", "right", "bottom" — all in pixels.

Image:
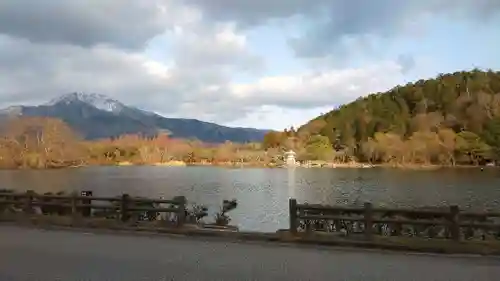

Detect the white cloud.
[
  {"left": 170, "top": 23, "right": 263, "bottom": 71},
  {"left": 224, "top": 105, "right": 336, "bottom": 130},
  {"left": 0, "top": 0, "right": 460, "bottom": 131},
  {"left": 184, "top": 0, "right": 500, "bottom": 58},
  {"left": 0, "top": 1, "right": 259, "bottom": 115},
  {"left": 0, "top": 0, "right": 202, "bottom": 49},
  {"left": 0, "top": 36, "right": 169, "bottom": 105},
  {"left": 229, "top": 61, "right": 405, "bottom": 108}
]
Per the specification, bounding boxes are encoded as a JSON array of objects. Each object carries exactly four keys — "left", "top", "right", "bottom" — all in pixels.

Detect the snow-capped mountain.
[
  {"left": 46, "top": 92, "right": 126, "bottom": 113},
  {"left": 0, "top": 93, "right": 268, "bottom": 143},
  {"left": 0, "top": 105, "right": 23, "bottom": 115}
]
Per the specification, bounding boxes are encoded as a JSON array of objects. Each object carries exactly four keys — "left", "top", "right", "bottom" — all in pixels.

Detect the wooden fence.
[
  {"left": 0, "top": 190, "right": 187, "bottom": 226},
  {"left": 289, "top": 199, "right": 500, "bottom": 241},
  {"left": 3, "top": 190, "right": 500, "bottom": 242}
]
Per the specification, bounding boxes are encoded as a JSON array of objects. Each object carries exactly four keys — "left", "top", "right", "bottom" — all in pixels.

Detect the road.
[{"left": 0, "top": 226, "right": 499, "bottom": 281}]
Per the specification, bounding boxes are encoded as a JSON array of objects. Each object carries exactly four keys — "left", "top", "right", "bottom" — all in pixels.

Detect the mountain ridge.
[{"left": 0, "top": 92, "right": 269, "bottom": 143}]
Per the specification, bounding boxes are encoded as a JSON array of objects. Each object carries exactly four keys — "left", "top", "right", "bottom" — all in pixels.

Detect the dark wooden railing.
[
  {"left": 289, "top": 199, "right": 500, "bottom": 242},
  {"left": 3, "top": 190, "right": 500, "bottom": 243},
  {"left": 0, "top": 190, "right": 186, "bottom": 226}
]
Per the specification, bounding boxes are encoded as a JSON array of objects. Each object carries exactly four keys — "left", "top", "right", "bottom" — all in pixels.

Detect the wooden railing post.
[
  {"left": 176, "top": 196, "right": 186, "bottom": 227},
  {"left": 289, "top": 198, "right": 298, "bottom": 234},
  {"left": 23, "top": 190, "right": 34, "bottom": 215},
  {"left": 70, "top": 191, "right": 79, "bottom": 222},
  {"left": 449, "top": 205, "right": 460, "bottom": 241},
  {"left": 120, "top": 194, "right": 130, "bottom": 222},
  {"left": 364, "top": 202, "right": 374, "bottom": 240},
  {"left": 80, "top": 191, "right": 93, "bottom": 217}
]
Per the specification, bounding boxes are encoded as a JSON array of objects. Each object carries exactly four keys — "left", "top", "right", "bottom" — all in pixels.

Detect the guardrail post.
[
  {"left": 120, "top": 194, "right": 130, "bottom": 222},
  {"left": 449, "top": 205, "right": 460, "bottom": 241},
  {"left": 364, "top": 202, "right": 374, "bottom": 240},
  {"left": 289, "top": 198, "right": 298, "bottom": 234},
  {"left": 176, "top": 196, "right": 186, "bottom": 227},
  {"left": 23, "top": 190, "right": 34, "bottom": 215}
]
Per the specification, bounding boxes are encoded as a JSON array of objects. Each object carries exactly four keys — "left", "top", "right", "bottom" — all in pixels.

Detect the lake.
[{"left": 1, "top": 166, "right": 499, "bottom": 232}]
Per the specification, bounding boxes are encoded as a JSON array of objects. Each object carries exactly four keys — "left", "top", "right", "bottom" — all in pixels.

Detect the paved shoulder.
[{"left": 0, "top": 226, "right": 499, "bottom": 281}]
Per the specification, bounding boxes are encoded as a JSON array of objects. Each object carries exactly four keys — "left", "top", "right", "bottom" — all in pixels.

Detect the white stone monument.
[{"left": 284, "top": 150, "right": 297, "bottom": 167}]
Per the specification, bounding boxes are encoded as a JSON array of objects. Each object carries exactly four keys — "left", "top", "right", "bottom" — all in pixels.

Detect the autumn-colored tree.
[
  {"left": 262, "top": 131, "right": 286, "bottom": 149},
  {"left": 371, "top": 133, "right": 400, "bottom": 163},
  {"left": 0, "top": 117, "right": 85, "bottom": 168},
  {"left": 437, "top": 129, "right": 457, "bottom": 165},
  {"left": 407, "top": 131, "right": 440, "bottom": 164}
]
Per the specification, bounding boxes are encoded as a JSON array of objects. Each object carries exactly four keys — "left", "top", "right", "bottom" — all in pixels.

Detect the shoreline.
[
  {"left": 0, "top": 161, "right": 495, "bottom": 171},
  {"left": 115, "top": 162, "right": 497, "bottom": 170}
]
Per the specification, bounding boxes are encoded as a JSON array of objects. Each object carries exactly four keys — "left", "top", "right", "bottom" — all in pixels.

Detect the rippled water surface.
[{"left": 1, "top": 166, "right": 499, "bottom": 232}]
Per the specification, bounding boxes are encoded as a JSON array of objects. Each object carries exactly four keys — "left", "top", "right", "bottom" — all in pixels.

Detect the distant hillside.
[
  {"left": 298, "top": 69, "right": 500, "bottom": 165},
  {"left": 0, "top": 93, "right": 268, "bottom": 143}
]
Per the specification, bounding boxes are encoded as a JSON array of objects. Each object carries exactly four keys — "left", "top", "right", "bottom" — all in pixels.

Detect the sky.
[{"left": 0, "top": 1, "right": 499, "bottom": 130}]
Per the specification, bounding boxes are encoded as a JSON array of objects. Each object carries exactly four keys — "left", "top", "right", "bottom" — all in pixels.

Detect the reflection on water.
[
  {"left": 287, "top": 168, "right": 296, "bottom": 199},
  {"left": 1, "top": 166, "right": 500, "bottom": 232}
]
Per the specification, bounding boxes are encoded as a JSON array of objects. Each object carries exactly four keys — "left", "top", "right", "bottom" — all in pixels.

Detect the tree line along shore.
[{"left": 1, "top": 69, "right": 500, "bottom": 170}]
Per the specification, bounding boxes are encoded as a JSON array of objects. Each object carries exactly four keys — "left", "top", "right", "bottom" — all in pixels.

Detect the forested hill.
[{"left": 297, "top": 69, "right": 500, "bottom": 165}]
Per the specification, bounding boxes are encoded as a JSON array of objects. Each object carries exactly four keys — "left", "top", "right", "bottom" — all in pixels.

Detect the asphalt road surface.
[{"left": 1, "top": 226, "right": 499, "bottom": 281}]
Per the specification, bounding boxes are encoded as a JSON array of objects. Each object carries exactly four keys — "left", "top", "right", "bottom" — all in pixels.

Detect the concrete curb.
[{"left": 2, "top": 218, "right": 500, "bottom": 257}]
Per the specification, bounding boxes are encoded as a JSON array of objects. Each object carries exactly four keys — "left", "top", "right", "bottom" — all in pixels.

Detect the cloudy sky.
[{"left": 0, "top": 1, "right": 499, "bottom": 130}]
